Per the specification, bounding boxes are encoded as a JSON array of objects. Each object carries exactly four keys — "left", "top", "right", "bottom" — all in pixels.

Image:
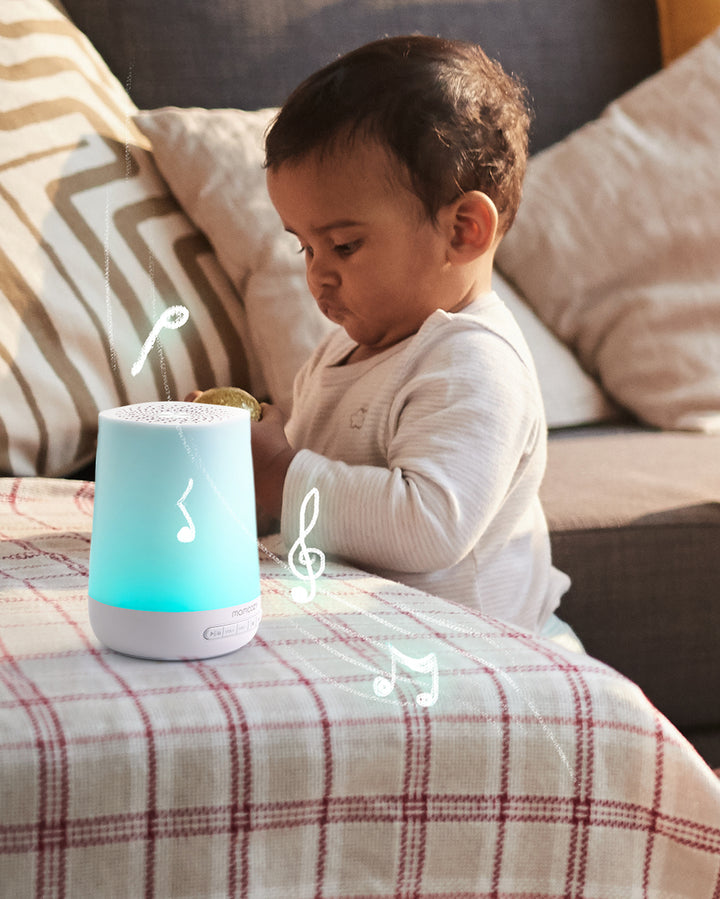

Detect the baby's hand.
[{"left": 251, "top": 404, "right": 295, "bottom": 521}]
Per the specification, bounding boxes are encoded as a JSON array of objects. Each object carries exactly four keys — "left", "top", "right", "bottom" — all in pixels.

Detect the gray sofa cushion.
[
  {"left": 542, "top": 427, "right": 720, "bottom": 747},
  {"left": 62, "top": 0, "right": 661, "bottom": 152}
]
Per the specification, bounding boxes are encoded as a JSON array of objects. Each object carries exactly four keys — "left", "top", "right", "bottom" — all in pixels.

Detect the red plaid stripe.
[{"left": 2, "top": 477, "right": 720, "bottom": 898}]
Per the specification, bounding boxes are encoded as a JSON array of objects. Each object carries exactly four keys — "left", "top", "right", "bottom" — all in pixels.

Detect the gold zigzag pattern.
[{"left": 0, "top": 7, "right": 250, "bottom": 475}]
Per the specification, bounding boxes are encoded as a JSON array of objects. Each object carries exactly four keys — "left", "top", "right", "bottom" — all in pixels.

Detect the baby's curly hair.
[{"left": 265, "top": 35, "right": 531, "bottom": 235}]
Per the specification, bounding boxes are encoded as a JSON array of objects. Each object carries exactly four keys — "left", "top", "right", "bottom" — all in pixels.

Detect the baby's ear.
[{"left": 445, "top": 191, "right": 498, "bottom": 260}]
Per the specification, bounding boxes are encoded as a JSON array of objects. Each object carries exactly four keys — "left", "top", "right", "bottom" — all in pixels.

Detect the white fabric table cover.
[{"left": 1, "top": 478, "right": 719, "bottom": 898}]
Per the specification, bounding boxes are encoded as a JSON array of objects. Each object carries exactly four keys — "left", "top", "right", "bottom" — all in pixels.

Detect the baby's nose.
[{"left": 307, "top": 254, "right": 340, "bottom": 289}]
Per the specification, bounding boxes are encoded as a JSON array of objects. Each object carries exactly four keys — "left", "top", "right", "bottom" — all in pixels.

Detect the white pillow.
[
  {"left": 493, "top": 273, "right": 616, "bottom": 428},
  {"left": 496, "top": 28, "right": 720, "bottom": 432},
  {"left": 134, "top": 106, "right": 614, "bottom": 429}
]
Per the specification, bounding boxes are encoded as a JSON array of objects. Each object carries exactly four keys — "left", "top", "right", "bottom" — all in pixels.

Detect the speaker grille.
[{"left": 102, "top": 402, "right": 246, "bottom": 426}]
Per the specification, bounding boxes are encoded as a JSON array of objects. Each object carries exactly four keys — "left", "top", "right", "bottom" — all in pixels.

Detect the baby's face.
[{"left": 267, "top": 141, "right": 459, "bottom": 356}]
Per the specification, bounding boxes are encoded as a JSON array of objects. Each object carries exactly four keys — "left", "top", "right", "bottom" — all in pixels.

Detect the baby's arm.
[
  {"left": 281, "top": 328, "right": 542, "bottom": 574},
  {"left": 250, "top": 403, "right": 295, "bottom": 522}
]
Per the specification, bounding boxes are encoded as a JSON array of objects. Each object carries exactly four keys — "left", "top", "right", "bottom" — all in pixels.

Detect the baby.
[{"left": 250, "top": 35, "right": 570, "bottom": 634}]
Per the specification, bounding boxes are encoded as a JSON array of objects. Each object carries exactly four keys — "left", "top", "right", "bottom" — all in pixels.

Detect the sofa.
[
  {"left": 46, "top": 0, "right": 720, "bottom": 769},
  {"left": 2, "top": 1, "right": 720, "bottom": 894}
]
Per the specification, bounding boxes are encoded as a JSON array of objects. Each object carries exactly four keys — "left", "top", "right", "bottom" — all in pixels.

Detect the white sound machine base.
[{"left": 88, "top": 596, "right": 262, "bottom": 660}]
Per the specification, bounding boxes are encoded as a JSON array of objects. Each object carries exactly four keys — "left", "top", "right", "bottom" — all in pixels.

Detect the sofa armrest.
[{"left": 542, "top": 426, "right": 720, "bottom": 755}]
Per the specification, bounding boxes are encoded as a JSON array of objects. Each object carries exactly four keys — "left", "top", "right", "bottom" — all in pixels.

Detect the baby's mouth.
[{"left": 318, "top": 298, "right": 345, "bottom": 323}]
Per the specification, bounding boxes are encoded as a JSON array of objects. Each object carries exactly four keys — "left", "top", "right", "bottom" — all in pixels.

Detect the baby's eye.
[
  {"left": 297, "top": 244, "right": 313, "bottom": 259},
  {"left": 334, "top": 240, "right": 362, "bottom": 257}
]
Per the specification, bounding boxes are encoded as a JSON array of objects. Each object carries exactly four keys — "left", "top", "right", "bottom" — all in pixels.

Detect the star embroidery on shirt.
[{"left": 350, "top": 406, "right": 368, "bottom": 429}]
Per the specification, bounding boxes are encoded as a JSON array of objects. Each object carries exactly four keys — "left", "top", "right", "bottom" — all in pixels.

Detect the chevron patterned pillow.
[{"left": 0, "top": 0, "right": 265, "bottom": 476}]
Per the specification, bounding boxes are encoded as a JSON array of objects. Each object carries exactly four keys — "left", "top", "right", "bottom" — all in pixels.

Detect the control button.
[{"left": 203, "top": 605, "right": 260, "bottom": 641}]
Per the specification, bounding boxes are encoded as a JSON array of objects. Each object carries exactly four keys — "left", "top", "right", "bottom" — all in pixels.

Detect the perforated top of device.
[{"left": 101, "top": 402, "right": 248, "bottom": 426}]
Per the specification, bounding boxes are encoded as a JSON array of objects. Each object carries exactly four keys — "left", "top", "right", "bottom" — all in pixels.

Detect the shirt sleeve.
[{"left": 281, "top": 319, "right": 544, "bottom": 574}]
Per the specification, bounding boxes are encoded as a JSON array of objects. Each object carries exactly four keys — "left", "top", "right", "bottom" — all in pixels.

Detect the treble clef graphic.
[
  {"left": 287, "top": 487, "right": 325, "bottom": 603},
  {"left": 131, "top": 305, "right": 189, "bottom": 377}
]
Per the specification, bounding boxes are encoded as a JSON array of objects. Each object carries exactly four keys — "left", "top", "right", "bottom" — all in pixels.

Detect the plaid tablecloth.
[{"left": 1, "top": 478, "right": 719, "bottom": 898}]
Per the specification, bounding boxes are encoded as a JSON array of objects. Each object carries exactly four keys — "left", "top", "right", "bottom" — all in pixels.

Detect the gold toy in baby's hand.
[{"left": 192, "top": 387, "right": 263, "bottom": 420}]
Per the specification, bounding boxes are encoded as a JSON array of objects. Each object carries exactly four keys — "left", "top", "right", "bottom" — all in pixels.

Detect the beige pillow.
[
  {"left": 133, "top": 107, "right": 335, "bottom": 417},
  {"left": 496, "top": 28, "right": 720, "bottom": 433},
  {"left": 134, "top": 106, "right": 614, "bottom": 430},
  {"left": 0, "top": 0, "right": 262, "bottom": 477}
]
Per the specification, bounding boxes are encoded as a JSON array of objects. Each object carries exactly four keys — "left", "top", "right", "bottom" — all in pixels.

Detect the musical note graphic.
[
  {"left": 176, "top": 477, "right": 196, "bottom": 543},
  {"left": 131, "top": 304, "right": 189, "bottom": 376},
  {"left": 287, "top": 487, "right": 325, "bottom": 603},
  {"left": 373, "top": 645, "right": 440, "bottom": 707}
]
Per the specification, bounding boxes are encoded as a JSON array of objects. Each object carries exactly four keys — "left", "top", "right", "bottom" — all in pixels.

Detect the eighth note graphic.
[
  {"left": 176, "top": 477, "right": 196, "bottom": 543},
  {"left": 131, "top": 305, "right": 189, "bottom": 377},
  {"left": 373, "top": 645, "right": 440, "bottom": 707},
  {"left": 287, "top": 487, "right": 325, "bottom": 603}
]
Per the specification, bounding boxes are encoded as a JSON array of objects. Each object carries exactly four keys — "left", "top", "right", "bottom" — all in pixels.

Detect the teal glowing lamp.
[{"left": 88, "top": 401, "right": 261, "bottom": 660}]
